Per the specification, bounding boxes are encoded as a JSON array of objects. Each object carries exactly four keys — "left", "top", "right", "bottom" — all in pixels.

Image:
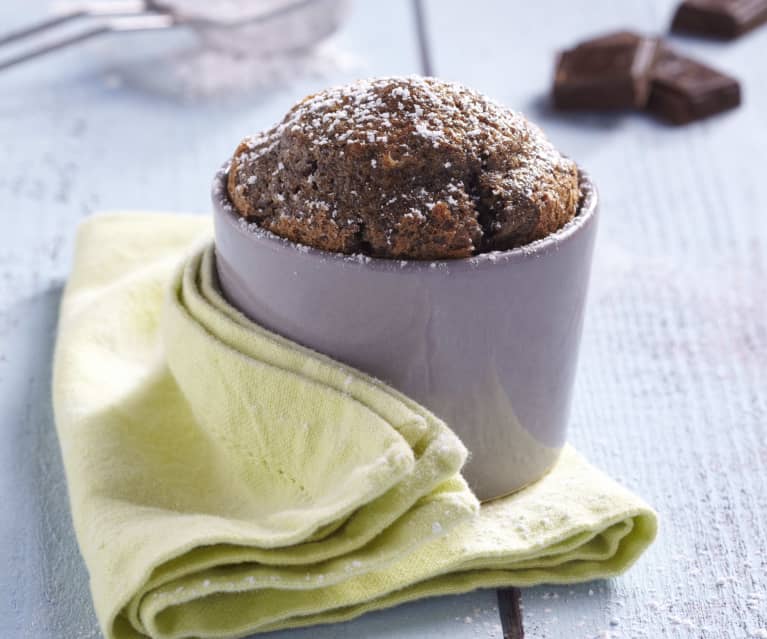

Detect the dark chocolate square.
[
  {"left": 671, "top": 0, "right": 767, "bottom": 39},
  {"left": 647, "top": 47, "right": 741, "bottom": 124},
  {"left": 553, "top": 32, "right": 660, "bottom": 110}
]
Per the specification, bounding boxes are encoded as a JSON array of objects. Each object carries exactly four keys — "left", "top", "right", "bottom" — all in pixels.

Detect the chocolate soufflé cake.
[{"left": 227, "top": 76, "right": 581, "bottom": 260}]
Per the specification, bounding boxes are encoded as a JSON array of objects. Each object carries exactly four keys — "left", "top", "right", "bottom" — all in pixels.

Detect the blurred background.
[
  {"left": 1, "top": 1, "right": 764, "bottom": 232},
  {"left": 1, "top": 2, "right": 765, "bottom": 639}
]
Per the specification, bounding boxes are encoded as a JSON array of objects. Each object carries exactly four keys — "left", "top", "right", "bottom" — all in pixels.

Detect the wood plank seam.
[
  {"left": 497, "top": 587, "right": 525, "bottom": 638},
  {"left": 412, "top": 0, "right": 433, "bottom": 75}
]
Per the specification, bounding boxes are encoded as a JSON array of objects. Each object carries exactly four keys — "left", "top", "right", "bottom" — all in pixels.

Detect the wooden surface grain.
[{"left": 0, "top": 1, "right": 765, "bottom": 638}]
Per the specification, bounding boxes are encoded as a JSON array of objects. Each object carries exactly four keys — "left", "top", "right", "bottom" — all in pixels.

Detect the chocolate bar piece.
[
  {"left": 553, "top": 32, "right": 660, "bottom": 110},
  {"left": 671, "top": 0, "right": 767, "bottom": 39},
  {"left": 647, "top": 47, "right": 741, "bottom": 124}
]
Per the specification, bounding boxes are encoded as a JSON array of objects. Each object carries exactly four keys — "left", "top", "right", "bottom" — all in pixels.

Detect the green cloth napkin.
[{"left": 53, "top": 213, "right": 657, "bottom": 639}]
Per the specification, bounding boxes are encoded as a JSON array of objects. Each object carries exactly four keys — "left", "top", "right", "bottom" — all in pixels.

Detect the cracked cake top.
[{"left": 227, "top": 76, "right": 581, "bottom": 260}]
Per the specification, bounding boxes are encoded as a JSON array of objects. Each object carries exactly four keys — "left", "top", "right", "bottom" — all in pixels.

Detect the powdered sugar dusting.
[{"left": 227, "top": 75, "right": 579, "bottom": 259}]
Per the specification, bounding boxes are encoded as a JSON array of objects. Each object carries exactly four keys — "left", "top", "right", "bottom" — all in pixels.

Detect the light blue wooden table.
[{"left": 1, "top": 1, "right": 765, "bottom": 637}]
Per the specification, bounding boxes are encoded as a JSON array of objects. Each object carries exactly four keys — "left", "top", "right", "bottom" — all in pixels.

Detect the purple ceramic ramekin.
[{"left": 212, "top": 167, "right": 598, "bottom": 501}]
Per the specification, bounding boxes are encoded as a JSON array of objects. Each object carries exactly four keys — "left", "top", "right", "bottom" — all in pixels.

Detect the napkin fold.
[{"left": 53, "top": 213, "right": 657, "bottom": 639}]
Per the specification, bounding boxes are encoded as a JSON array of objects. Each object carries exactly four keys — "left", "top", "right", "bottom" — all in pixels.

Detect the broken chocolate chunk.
[
  {"left": 553, "top": 32, "right": 660, "bottom": 110},
  {"left": 647, "top": 46, "right": 741, "bottom": 124},
  {"left": 671, "top": 0, "right": 767, "bottom": 40}
]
